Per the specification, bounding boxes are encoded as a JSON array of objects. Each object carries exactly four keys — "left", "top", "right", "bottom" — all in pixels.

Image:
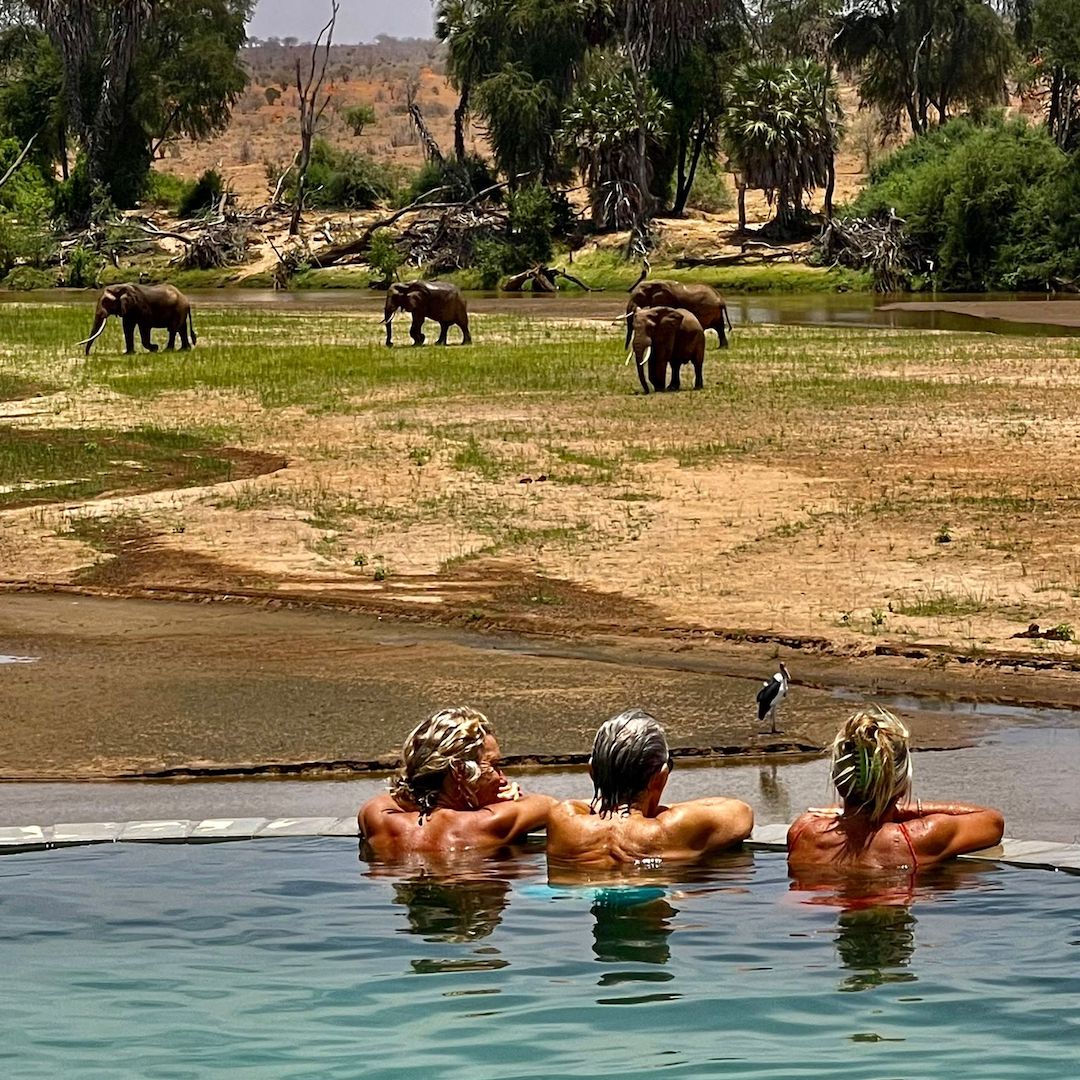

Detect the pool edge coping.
[{"left": 0, "top": 818, "right": 1077, "bottom": 875}]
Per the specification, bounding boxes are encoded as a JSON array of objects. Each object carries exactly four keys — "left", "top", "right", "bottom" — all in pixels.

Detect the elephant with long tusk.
[
  {"left": 627, "top": 306, "right": 706, "bottom": 394},
  {"left": 78, "top": 283, "right": 197, "bottom": 355}
]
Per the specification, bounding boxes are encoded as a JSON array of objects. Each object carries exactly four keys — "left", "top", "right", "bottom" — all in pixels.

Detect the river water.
[{"left": 5, "top": 287, "right": 1080, "bottom": 336}]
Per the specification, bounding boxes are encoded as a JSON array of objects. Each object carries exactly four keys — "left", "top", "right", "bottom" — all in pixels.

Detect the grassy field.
[{"left": 2, "top": 297, "right": 1080, "bottom": 650}]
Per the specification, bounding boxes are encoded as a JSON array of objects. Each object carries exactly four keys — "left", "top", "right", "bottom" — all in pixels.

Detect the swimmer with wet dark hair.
[{"left": 546, "top": 709, "right": 754, "bottom": 869}]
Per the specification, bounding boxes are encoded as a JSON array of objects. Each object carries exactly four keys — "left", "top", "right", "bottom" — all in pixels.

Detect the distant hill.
[{"left": 162, "top": 39, "right": 474, "bottom": 206}]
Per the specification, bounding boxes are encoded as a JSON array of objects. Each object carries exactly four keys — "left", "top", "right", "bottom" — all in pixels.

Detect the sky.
[{"left": 248, "top": 0, "right": 435, "bottom": 43}]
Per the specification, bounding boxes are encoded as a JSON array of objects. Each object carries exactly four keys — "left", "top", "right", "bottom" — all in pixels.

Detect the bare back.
[
  {"left": 547, "top": 797, "right": 753, "bottom": 869},
  {"left": 359, "top": 793, "right": 553, "bottom": 858},
  {"left": 787, "top": 802, "right": 1005, "bottom": 872}
]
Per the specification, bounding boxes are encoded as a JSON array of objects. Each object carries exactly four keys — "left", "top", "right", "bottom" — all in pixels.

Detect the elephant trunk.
[{"left": 78, "top": 309, "right": 109, "bottom": 354}]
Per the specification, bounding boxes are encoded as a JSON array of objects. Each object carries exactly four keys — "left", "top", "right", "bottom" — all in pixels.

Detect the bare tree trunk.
[
  {"left": 290, "top": 1, "right": 339, "bottom": 237},
  {"left": 453, "top": 81, "right": 469, "bottom": 162}
]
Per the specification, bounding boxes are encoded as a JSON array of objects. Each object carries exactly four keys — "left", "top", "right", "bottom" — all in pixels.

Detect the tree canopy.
[{"left": 1, "top": 0, "right": 252, "bottom": 215}]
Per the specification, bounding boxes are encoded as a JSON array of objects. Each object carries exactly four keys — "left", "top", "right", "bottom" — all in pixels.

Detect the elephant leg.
[
  {"left": 166, "top": 329, "right": 177, "bottom": 351},
  {"left": 123, "top": 317, "right": 136, "bottom": 354},
  {"left": 714, "top": 321, "right": 728, "bottom": 348},
  {"left": 649, "top": 355, "right": 667, "bottom": 393},
  {"left": 668, "top": 361, "right": 682, "bottom": 392},
  {"left": 179, "top": 324, "right": 191, "bottom": 350},
  {"left": 409, "top": 313, "right": 425, "bottom": 346},
  {"left": 459, "top": 313, "right": 471, "bottom": 345},
  {"left": 139, "top": 321, "right": 158, "bottom": 353},
  {"left": 436, "top": 321, "right": 450, "bottom": 345},
  {"left": 693, "top": 357, "right": 704, "bottom": 389}
]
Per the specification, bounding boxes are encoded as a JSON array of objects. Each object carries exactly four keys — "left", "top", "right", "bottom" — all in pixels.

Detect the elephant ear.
[
  {"left": 657, "top": 308, "right": 684, "bottom": 334},
  {"left": 117, "top": 287, "right": 137, "bottom": 316}
]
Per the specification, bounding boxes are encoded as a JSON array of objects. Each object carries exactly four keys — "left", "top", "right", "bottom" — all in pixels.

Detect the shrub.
[
  {"left": 178, "top": 169, "right": 224, "bottom": 218},
  {"left": 366, "top": 228, "right": 404, "bottom": 282},
  {"left": 473, "top": 238, "right": 516, "bottom": 288},
  {"left": 144, "top": 170, "right": 193, "bottom": 211},
  {"left": 284, "top": 139, "right": 400, "bottom": 209},
  {"left": 850, "top": 116, "right": 1080, "bottom": 291},
  {"left": 687, "top": 159, "right": 735, "bottom": 214},
  {"left": 401, "top": 153, "right": 497, "bottom": 205},
  {"left": 0, "top": 264, "right": 54, "bottom": 290},
  {"left": 342, "top": 103, "right": 376, "bottom": 136},
  {"left": 63, "top": 245, "right": 97, "bottom": 287}
]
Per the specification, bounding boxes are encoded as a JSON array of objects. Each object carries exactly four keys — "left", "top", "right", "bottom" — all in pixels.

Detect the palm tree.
[
  {"left": 436, "top": 0, "right": 499, "bottom": 162},
  {"left": 722, "top": 58, "right": 842, "bottom": 235}
]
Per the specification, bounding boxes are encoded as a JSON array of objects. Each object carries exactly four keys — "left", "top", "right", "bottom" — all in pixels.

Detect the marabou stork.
[{"left": 756, "top": 661, "right": 790, "bottom": 734}]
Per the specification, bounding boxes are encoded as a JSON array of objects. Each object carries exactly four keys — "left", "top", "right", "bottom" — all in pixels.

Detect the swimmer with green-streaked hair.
[
  {"left": 358, "top": 707, "right": 556, "bottom": 856},
  {"left": 787, "top": 706, "right": 1004, "bottom": 872},
  {"left": 546, "top": 709, "right": 754, "bottom": 869}
]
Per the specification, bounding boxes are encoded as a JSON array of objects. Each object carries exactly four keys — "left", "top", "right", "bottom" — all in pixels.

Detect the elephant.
[
  {"left": 625, "top": 305, "right": 706, "bottom": 394},
  {"left": 625, "top": 277, "right": 732, "bottom": 350},
  {"left": 383, "top": 280, "right": 471, "bottom": 347},
  {"left": 78, "top": 283, "right": 197, "bottom": 355}
]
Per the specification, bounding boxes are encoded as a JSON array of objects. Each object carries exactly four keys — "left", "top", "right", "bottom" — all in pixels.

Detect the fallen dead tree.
[
  {"left": 675, "top": 240, "right": 801, "bottom": 269},
  {"left": 816, "top": 211, "right": 925, "bottom": 292},
  {"left": 501, "top": 265, "right": 595, "bottom": 292}
]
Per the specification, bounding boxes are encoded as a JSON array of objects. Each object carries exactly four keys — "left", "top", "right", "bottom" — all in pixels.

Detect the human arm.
[
  {"left": 901, "top": 802, "right": 1005, "bottom": 862},
  {"left": 480, "top": 793, "right": 559, "bottom": 845},
  {"left": 663, "top": 797, "right": 754, "bottom": 857}
]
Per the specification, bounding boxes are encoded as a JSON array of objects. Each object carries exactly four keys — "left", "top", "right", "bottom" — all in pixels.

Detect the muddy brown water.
[{"left": 6, "top": 288, "right": 1080, "bottom": 335}]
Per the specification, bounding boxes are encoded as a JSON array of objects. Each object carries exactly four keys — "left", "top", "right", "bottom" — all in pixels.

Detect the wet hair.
[
  {"left": 830, "top": 706, "right": 913, "bottom": 822},
  {"left": 389, "top": 707, "right": 492, "bottom": 819},
  {"left": 590, "top": 709, "right": 670, "bottom": 817}
]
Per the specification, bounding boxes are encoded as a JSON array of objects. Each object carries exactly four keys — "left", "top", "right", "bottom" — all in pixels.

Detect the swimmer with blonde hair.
[
  {"left": 358, "top": 707, "right": 556, "bottom": 856},
  {"left": 546, "top": 709, "right": 754, "bottom": 869},
  {"left": 787, "top": 706, "right": 1004, "bottom": 872}
]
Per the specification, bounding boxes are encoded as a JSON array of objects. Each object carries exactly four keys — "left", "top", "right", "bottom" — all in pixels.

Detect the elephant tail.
[
  {"left": 724, "top": 304, "right": 733, "bottom": 332},
  {"left": 188, "top": 308, "right": 197, "bottom": 346}
]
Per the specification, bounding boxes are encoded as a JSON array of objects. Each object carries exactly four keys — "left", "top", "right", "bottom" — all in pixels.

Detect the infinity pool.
[{"left": 2, "top": 840, "right": 1076, "bottom": 1079}]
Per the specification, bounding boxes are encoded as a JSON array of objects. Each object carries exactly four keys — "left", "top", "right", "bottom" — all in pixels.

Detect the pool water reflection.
[{"left": 1, "top": 838, "right": 1075, "bottom": 1079}]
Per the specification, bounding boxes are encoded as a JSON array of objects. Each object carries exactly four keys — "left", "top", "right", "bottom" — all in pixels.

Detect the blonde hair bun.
[{"left": 830, "top": 706, "right": 912, "bottom": 821}]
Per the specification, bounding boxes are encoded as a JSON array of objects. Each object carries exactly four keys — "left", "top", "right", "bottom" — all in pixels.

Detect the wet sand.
[{"left": 1, "top": 592, "right": 1076, "bottom": 781}]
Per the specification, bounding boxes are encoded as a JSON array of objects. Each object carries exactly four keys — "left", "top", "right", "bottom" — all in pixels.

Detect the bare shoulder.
[
  {"left": 550, "top": 799, "right": 593, "bottom": 822},
  {"left": 660, "top": 796, "right": 754, "bottom": 849}
]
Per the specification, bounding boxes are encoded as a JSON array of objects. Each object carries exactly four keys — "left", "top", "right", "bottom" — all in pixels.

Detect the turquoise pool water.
[{"left": 1, "top": 840, "right": 1076, "bottom": 1079}]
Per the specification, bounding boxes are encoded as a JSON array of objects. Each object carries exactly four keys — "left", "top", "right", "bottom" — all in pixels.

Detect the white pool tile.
[
  {"left": 0, "top": 825, "right": 48, "bottom": 847},
  {"left": 256, "top": 817, "right": 339, "bottom": 837},
  {"left": 319, "top": 816, "right": 360, "bottom": 837},
  {"left": 190, "top": 818, "right": 270, "bottom": 839},
  {"left": 119, "top": 820, "right": 193, "bottom": 841},
  {"left": 52, "top": 822, "right": 121, "bottom": 844}
]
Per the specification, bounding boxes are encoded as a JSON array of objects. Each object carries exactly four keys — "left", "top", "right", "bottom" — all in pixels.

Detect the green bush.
[
  {"left": 366, "top": 228, "right": 404, "bottom": 283},
  {"left": 850, "top": 116, "right": 1078, "bottom": 290},
  {"left": 178, "top": 169, "right": 224, "bottom": 217},
  {"left": 0, "top": 264, "right": 54, "bottom": 290},
  {"left": 473, "top": 238, "right": 516, "bottom": 288},
  {"left": 280, "top": 139, "right": 401, "bottom": 209},
  {"left": 687, "top": 159, "right": 735, "bottom": 214},
  {"left": 63, "top": 245, "right": 97, "bottom": 287},
  {"left": 144, "top": 171, "right": 194, "bottom": 211},
  {"left": 401, "top": 153, "right": 497, "bottom": 205}
]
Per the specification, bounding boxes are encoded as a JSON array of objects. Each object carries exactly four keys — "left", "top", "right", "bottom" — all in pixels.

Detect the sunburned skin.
[
  {"left": 359, "top": 734, "right": 555, "bottom": 856},
  {"left": 787, "top": 800, "right": 1005, "bottom": 872},
  {"left": 546, "top": 772, "right": 754, "bottom": 870}
]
